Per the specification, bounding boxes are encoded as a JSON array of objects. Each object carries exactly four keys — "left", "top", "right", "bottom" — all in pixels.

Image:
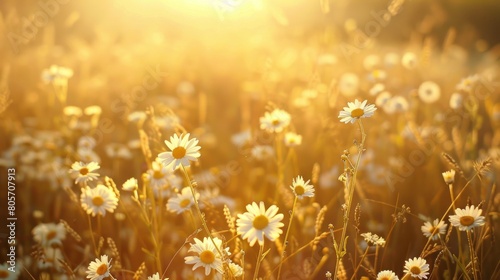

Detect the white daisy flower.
[
  {"left": 250, "top": 145, "right": 274, "bottom": 161},
  {"left": 236, "top": 202, "right": 284, "bottom": 246},
  {"left": 418, "top": 81, "right": 441, "bottom": 103},
  {"left": 86, "top": 255, "right": 114, "bottom": 280},
  {"left": 69, "top": 161, "right": 100, "bottom": 184},
  {"left": 384, "top": 52, "right": 400, "bottom": 67},
  {"left": 147, "top": 272, "right": 169, "bottom": 280},
  {"left": 384, "top": 96, "right": 409, "bottom": 114},
  {"left": 421, "top": 219, "right": 447, "bottom": 241},
  {"left": 338, "top": 73, "right": 360, "bottom": 97},
  {"left": 228, "top": 262, "right": 243, "bottom": 277},
  {"left": 157, "top": 133, "right": 201, "bottom": 170},
  {"left": 167, "top": 187, "right": 199, "bottom": 214},
  {"left": 32, "top": 222, "right": 66, "bottom": 248},
  {"left": 127, "top": 111, "right": 147, "bottom": 123},
  {"left": 42, "top": 65, "right": 73, "bottom": 84},
  {"left": 361, "top": 232, "right": 385, "bottom": 247},
  {"left": 122, "top": 177, "right": 138, "bottom": 192},
  {"left": 284, "top": 132, "right": 302, "bottom": 147},
  {"left": 375, "top": 91, "right": 392, "bottom": 108},
  {"left": 338, "top": 99, "right": 377, "bottom": 124},
  {"left": 80, "top": 184, "right": 119, "bottom": 217},
  {"left": 290, "top": 176, "right": 314, "bottom": 199},
  {"left": 456, "top": 74, "right": 479, "bottom": 93},
  {"left": 449, "top": 93, "right": 463, "bottom": 110},
  {"left": 259, "top": 108, "right": 291, "bottom": 133},
  {"left": 403, "top": 257, "right": 429, "bottom": 279},
  {"left": 37, "top": 247, "right": 64, "bottom": 271},
  {"left": 448, "top": 205, "right": 485, "bottom": 231},
  {"left": 401, "top": 52, "right": 418, "bottom": 70},
  {"left": 369, "top": 83, "right": 385, "bottom": 96},
  {"left": 184, "top": 237, "right": 227, "bottom": 276},
  {"left": 63, "top": 106, "right": 82, "bottom": 117},
  {"left": 442, "top": 169, "right": 455, "bottom": 184},
  {"left": 231, "top": 130, "right": 252, "bottom": 148},
  {"left": 0, "top": 262, "right": 19, "bottom": 280},
  {"left": 84, "top": 105, "right": 102, "bottom": 116},
  {"left": 363, "top": 54, "right": 380, "bottom": 70},
  {"left": 376, "top": 270, "right": 399, "bottom": 280}
]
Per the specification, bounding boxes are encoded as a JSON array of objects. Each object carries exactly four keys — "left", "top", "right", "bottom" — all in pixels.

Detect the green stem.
[{"left": 277, "top": 196, "right": 298, "bottom": 279}]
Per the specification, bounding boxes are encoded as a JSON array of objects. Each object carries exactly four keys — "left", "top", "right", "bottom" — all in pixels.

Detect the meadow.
[{"left": 0, "top": 0, "right": 499, "bottom": 279}]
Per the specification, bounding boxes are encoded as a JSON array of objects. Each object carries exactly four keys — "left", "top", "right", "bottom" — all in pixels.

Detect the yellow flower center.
[
  {"left": 429, "top": 226, "right": 437, "bottom": 235},
  {"left": 47, "top": 230, "right": 57, "bottom": 240},
  {"left": 410, "top": 266, "right": 421, "bottom": 275},
  {"left": 460, "top": 216, "right": 475, "bottom": 226},
  {"left": 153, "top": 170, "right": 164, "bottom": 179},
  {"left": 253, "top": 215, "right": 269, "bottom": 230},
  {"left": 200, "top": 250, "right": 215, "bottom": 264},
  {"left": 294, "top": 185, "right": 305, "bottom": 195},
  {"left": 92, "top": 196, "right": 104, "bottom": 206},
  {"left": 172, "top": 146, "right": 186, "bottom": 159},
  {"left": 80, "top": 167, "right": 89, "bottom": 175},
  {"left": 0, "top": 270, "right": 9, "bottom": 278},
  {"left": 96, "top": 263, "right": 108, "bottom": 275},
  {"left": 180, "top": 198, "right": 191, "bottom": 208},
  {"left": 351, "top": 108, "right": 364, "bottom": 118},
  {"left": 272, "top": 119, "right": 281, "bottom": 126},
  {"left": 380, "top": 277, "right": 389, "bottom": 280}
]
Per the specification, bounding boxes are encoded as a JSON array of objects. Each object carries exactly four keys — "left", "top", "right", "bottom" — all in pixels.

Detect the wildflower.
[
  {"left": 384, "top": 96, "right": 409, "bottom": 114},
  {"left": 449, "top": 93, "right": 463, "bottom": 109},
  {"left": 231, "top": 130, "right": 252, "bottom": 147},
  {"left": 338, "top": 73, "right": 359, "bottom": 97},
  {"left": 369, "top": 83, "right": 385, "bottom": 96},
  {"left": 157, "top": 133, "right": 201, "bottom": 170},
  {"left": 0, "top": 262, "right": 19, "bottom": 280},
  {"left": 363, "top": 54, "right": 380, "bottom": 70},
  {"left": 284, "top": 132, "right": 302, "bottom": 147},
  {"left": 63, "top": 106, "right": 82, "bottom": 117},
  {"left": 456, "top": 74, "right": 479, "bottom": 93},
  {"left": 32, "top": 222, "right": 66, "bottom": 247},
  {"left": 42, "top": 65, "right": 73, "bottom": 84},
  {"left": 401, "top": 52, "right": 418, "bottom": 69},
  {"left": 236, "top": 201, "right": 284, "bottom": 246},
  {"left": 69, "top": 161, "right": 100, "bottom": 184},
  {"left": 361, "top": 232, "right": 386, "bottom": 247},
  {"left": 184, "top": 237, "right": 227, "bottom": 276},
  {"left": 376, "top": 270, "right": 399, "bottom": 280},
  {"left": 37, "top": 247, "right": 63, "bottom": 271},
  {"left": 228, "top": 262, "right": 243, "bottom": 277},
  {"left": 290, "top": 176, "right": 315, "bottom": 199},
  {"left": 122, "top": 177, "right": 138, "bottom": 192},
  {"left": 127, "top": 111, "right": 147, "bottom": 123},
  {"left": 259, "top": 108, "right": 291, "bottom": 133},
  {"left": 80, "top": 184, "right": 118, "bottom": 217},
  {"left": 250, "top": 145, "right": 274, "bottom": 160},
  {"left": 167, "top": 187, "right": 199, "bottom": 214},
  {"left": 442, "top": 169, "right": 455, "bottom": 184},
  {"left": 421, "top": 219, "right": 447, "bottom": 241},
  {"left": 84, "top": 105, "right": 102, "bottom": 116},
  {"left": 384, "top": 52, "right": 400, "bottom": 67},
  {"left": 403, "top": 257, "right": 429, "bottom": 279},
  {"left": 86, "top": 255, "right": 113, "bottom": 280},
  {"left": 375, "top": 91, "right": 392, "bottom": 108},
  {"left": 147, "top": 272, "right": 169, "bottom": 280},
  {"left": 146, "top": 160, "right": 173, "bottom": 189},
  {"left": 338, "top": 99, "right": 377, "bottom": 124},
  {"left": 418, "top": 81, "right": 441, "bottom": 103},
  {"left": 449, "top": 205, "right": 485, "bottom": 231}
]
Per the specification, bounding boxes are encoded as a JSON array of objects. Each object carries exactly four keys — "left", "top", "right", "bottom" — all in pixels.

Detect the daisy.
[
  {"left": 448, "top": 205, "right": 485, "bottom": 231},
  {"left": 228, "top": 262, "right": 243, "bottom": 277},
  {"left": 32, "top": 222, "right": 66, "bottom": 247},
  {"left": 184, "top": 237, "right": 227, "bottom": 276},
  {"left": 42, "top": 65, "right": 73, "bottom": 84},
  {"left": 338, "top": 73, "right": 359, "bottom": 97},
  {"left": 418, "top": 81, "right": 441, "bottom": 103},
  {"left": 122, "top": 177, "right": 138, "bottom": 192},
  {"left": 0, "top": 262, "right": 19, "bottom": 280},
  {"left": 69, "top": 161, "right": 100, "bottom": 184},
  {"left": 84, "top": 106, "right": 102, "bottom": 116},
  {"left": 385, "top": 96, "right": 409, "bottom": 114},
  {"left": 284, "top": 132, "right": 302, "bottom": 147},
  {"left": 401, "top": 52, "right": 418, "bottom": 70},
  {"left": 259, "top": 108, "right": 291, "bottom": 133},
  {"left": 375, "top": 91, "right": 392, "bottom": 108},
  {"left": 127, "top": 111, "right": 147, "bottom": 123},
  {"left": 456, "top": 74, "right": 479, "bottom": 93},
  {"left": 403, "top": 257, "right": 429, "bottom": 279},
  {"left": 442, "top": 169, "right": 455, "bottom": 184},
  {"left": 250, "top": 145, "right": 274, "bottom": 161},
  {"left": 290, "top": 176, "right": 315, "bottom": 199},
  {"left": 86, "top": 255, "right": 114, "bottom": 280},
  {"left": 376, "top": 270, "right": 399, "bottom": 280},
  {"left": 338, "top": 99, "right": 377, "bottom": 124},
  {"left": 63, "top": 106, "right": 83, "bottom": 117},
  {"left": 157, "top": 133, "right": 201, "bottom": 170},
  {"left": 37, "top": 247, "right": 64, "bottom": 271},
  {"left": 421, "top": 219, "right": 447, "bottom": 241},
  {"left": 449, "top": 93, "right": 463, "bottom": 110},
  {"left": 80, "top": 184, "right": 119, "bottom": 217},
  {"left": 147, "top": 272, "right": 169, "bottom": 280},
  {"left": 361, "top": 232, "right": 386, "bottom": 247},
  {"left": 167, "top": 187, "right": 199, "bottom": 214},
  {"left": 146, "top": 160, "right": 172, "bottom": 189},
  {"left": 236, "top": 202, "right": 284, "bottom": 246},
  {"left": 369, "top": 83, "right": 385, "bottom": 96}
]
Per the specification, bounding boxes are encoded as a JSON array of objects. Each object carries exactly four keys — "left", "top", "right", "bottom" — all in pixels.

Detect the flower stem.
[
  {"left": 253, "top": 243, "right": 264, "bottom": 280},
  {"left": 350, "top": 246, "right": 370, "bottom": 280},
  {"left": 466, "top": 230, "right": 478, "bottom": 280},
  {"left": 277, "top": 196, "right": 298, "bottom": 279}
]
